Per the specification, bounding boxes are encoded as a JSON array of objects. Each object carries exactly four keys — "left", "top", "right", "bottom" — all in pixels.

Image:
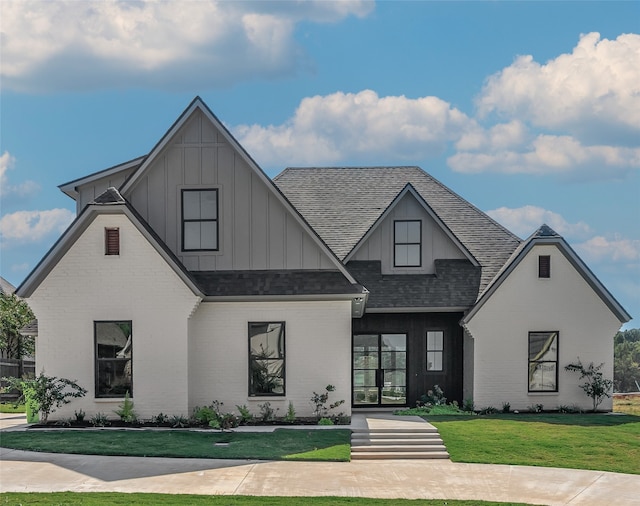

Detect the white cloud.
[
  {"left": 486, "top": 205, "right": 592, "bottom": 240},
  {"left": 0, "top": 209, "right": 75, "bottom": 245},
  {"left": 575, "top": 235, "right": 640, "bottom": 263},
  {"left": 0, "top": 151, "right": 39, "bottom": 198},
  {"left": 449, "top": 133, "right": 640, "bottom": 179},
  {"left": 234, "top": 90, "right": 473, "bottom": 167},
  {"left": 477, "top": 32, "right": 640, "bottom": 146},
  {"left": 0, "top": 0, "right": 373, "bottom": 92}
]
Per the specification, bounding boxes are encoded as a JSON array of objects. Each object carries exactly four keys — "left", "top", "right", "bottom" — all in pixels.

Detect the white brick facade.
[
  {"left": 465, "top": 244, "right": 619, "bottom": 411},
  {"left": 189, "top": 300, "right": 352, "bottom": 418},
  {"left": 28, "top": 214, "right": 200, "bottom": 419}
]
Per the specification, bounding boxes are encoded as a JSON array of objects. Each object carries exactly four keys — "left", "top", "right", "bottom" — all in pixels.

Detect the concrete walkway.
[{"left": 1, "top": 413, "right": 639, "bottom": 505}]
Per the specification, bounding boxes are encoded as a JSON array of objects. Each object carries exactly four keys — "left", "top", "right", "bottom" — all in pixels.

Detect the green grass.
[
  {"left": 0, "top": 403, "right": 25, "bottom": 413},
  {"left": 0, "top": 493, "right": 535, "bottom": 505},
  {"left": 0, "top": 428, "right": 350, "bottom": 461},
  {"left": 428, "top": 413, "right": 640, "bottom": 475}
]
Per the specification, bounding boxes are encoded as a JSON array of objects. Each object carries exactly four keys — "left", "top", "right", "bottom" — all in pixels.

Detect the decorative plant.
[
  {"left": 462, "top": 398, "right": 475, "bottom": 412},
  {"left": 318, "top": 417, "right": 334, "bottom": 425},
  {"left": 90, "top": 412, "right": 110, "bottom": 427},
  {"left": 501, "top": 402, "right": 511, "bottom": 413},
  {"left": 151, "top": 412, "right": 169, "bottom": 425},
  {"left": 1, "top": 372, "right": 87, "bottom": 423},
  {"left": 417, "top": 385, "right": 447, "bottom": 407},
  {"left": 285, "top": 401, "right": 296, "bottom": 423},
  {"left": 310, "top": 384, "right": 345, "bottom": 420},
  {"left": 170, "top": 414, "right": 190, "bottom": 428},
  {"left": 236, "top": 404, "right": 253, "bottom": 424},
  {"left": 114, "top": 391, "right": 137, "bottom": 423},
  {"left": 74, "top": 409, "right": 86, "bottom": 422},
  {"left": 258, "top": 401, "right": 277, "bottom": 422},
  {"left": 565, "top": 359, "right": 613, "bottom": 412}
]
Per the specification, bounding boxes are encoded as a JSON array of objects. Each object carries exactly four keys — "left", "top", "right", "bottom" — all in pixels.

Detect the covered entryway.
[
  {"left": 352, "top": 312, "right": 464, "bottom": 408},
  {"left": 353, "top": 333, "right": 407, "bottom": 406}
]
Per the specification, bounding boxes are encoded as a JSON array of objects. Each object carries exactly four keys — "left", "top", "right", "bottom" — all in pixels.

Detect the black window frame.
[
  {"left": 426, "top": 330, "right": 445, "bottom": 372},
  {"left": 539, "top": 255, "right": 551, "bottom": 278},
  {"left": 248, "top": 321, "right": 286, "bottom": 397},
  {"left": 95, "top": 320, "right": 133, "bottom": 398},
  {"left": 181, "top": 188, "right": 219, "bottom": 252},
  {"left": 394, "top": 219, "right": 422, "bottom": 267},
  {"left": 528, "top": 331, "right": 559, "bottom": 393}
]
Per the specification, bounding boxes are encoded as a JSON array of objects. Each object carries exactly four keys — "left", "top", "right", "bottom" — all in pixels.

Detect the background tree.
[
  {"left": 0, "top": 293, "right": 35, "bottom": 361},
  {"left": 614, "top": 329, "right": 640, "bottom": 392}
]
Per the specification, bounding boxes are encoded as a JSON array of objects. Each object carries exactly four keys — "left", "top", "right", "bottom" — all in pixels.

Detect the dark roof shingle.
[{"left": 274, "top": 167, "right": 521, "bottom": 295}]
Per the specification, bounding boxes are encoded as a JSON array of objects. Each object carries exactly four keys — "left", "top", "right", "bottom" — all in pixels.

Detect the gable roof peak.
[
  {"left": 533, "top": 224, "right": 561, "bottom": 239},
  {"left": 92, "top": 187, "right": 126, "bottom": 205}
]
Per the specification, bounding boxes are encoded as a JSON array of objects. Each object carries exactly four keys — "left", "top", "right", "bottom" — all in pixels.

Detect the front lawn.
[
  {"left": 429, "top": 413, "right": 640, "bottom": 475},
  {"left": 0, "top": 403, "right": 25, "bottom": 413},
  {"left": 0, "top": 494, "right": 535, "bottom": 505},
  {"left": 0, "top": 428, "right": 350, "bottom": 461}
]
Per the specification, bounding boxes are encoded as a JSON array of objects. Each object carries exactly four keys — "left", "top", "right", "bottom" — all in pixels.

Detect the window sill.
[
  {"left": 527, "top": 392, "right": 558, "bottom": 396},
  {"left": 94, "top": 398, "right": 129, "bottom": 402},
  {"left": 247, "top": 397, "right": 286, "bottom": 401}
]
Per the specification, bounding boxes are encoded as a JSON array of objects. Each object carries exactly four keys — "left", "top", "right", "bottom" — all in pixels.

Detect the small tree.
[
  {"left": 2, "top": 372, "right": 87, "bottom": 423},
  {"left": 0, "top": 293, "right": 35, "bottom": 361},
  {"left": 310, "top": 384, "right": 345, "bottom": 420},
  {"left": 565, "top": 359, "right": 613, "bottom": 412}
]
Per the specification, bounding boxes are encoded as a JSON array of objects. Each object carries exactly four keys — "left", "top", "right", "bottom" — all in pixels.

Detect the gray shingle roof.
[
  {"left": 192, "top": 270, "right": 363, "bottom": 297},
  {"left": 347, "top": 260, "right": 480, "bottom": 309},
  {"left": 274, "top": 167, "right": 521, "bottom": 294}
]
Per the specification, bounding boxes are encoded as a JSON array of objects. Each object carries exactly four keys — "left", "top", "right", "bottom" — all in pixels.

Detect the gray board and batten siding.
[
  {"left": 73, "top": 109, "right": 336, "bottom": 273},
  {"left": 349, "top": 190, "right": 467, "bottom": 275}
]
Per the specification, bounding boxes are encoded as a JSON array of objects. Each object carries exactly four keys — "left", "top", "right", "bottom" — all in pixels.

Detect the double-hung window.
[
  {"left": 528, "top": 331, "right": 558, "bottom": 392},
  {"left": 394, "top": 220, "right": 421, "bottom": 267},
  {"left": 182, "top": 189, "right": 218, "bottom": 251},
  {"left": 248, "top": 322, "right": 285, "bottom": 396},
  {"left": 95, "top": 321, "right": 132, "bottom": 397}
]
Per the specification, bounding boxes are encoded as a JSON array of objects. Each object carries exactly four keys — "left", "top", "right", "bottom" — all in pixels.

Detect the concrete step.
[
  {"left": 352, "top": 444, "right": 448, "bottom": 453},
  {"left": 351, "top": 451, "right": 450, "bottom": 460},
  {"left": 352, "top": 432, "right": 442, "bottom": 440},
  {"left": 352, "top": 438, "right": 443, "bottom": 446},
  {"left": 352, "top": 427, "right": 438, "bottom": 434}
]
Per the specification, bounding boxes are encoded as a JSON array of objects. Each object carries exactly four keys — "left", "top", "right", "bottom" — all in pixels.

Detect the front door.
[{"left": 352, "top": 333, "right": 407, "bottom": 406}]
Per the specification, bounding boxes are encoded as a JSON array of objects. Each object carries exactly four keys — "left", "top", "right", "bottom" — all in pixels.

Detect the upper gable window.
[
  {"left": 105, "top": 228, "right": 120, "bottom": 255},
  {"left": 182, "top": 189, "right": 218, "bottom": 251},
  {"left": 538, "top": 255, "right": 551, "bottom": 278},
  {"left": 394, "top": 220, "right": 421, "bottom": 267}
]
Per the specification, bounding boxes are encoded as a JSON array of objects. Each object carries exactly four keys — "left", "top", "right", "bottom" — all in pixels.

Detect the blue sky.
[{"left": 1, "top": 1, "right": 638, "bottom": 328}]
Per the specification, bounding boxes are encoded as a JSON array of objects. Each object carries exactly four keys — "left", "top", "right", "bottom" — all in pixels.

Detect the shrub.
[
  {"left": 192, "top": 405, "right": 218, "bottom": 426},
  {"left": 528, "top": 403, "right": 544, "bottom": 413},
  {"left": 170, "top": 414, "right": 189, "bottom": 428},
  {"left": 501, "top": 402, "right": 511, "bottom": 413},
  {"left": 417, "top": 385, "right": 446, "bottom": 408},
  {"left": 114, "top": 391, "right": 137, "bottom": 423},
  {"left": 1, "top": 372, "right": 87, "bottom": 423},
  {"left": 565, "top": 359, "right": 613, "bottom": 412},
  {"left": 285, "top": 401, "right": 296, "bottom": 423},
  {"left": 479, "top": 406, "right": 498, "bottom": 415},
  {"left": 236, "top": 404, "right": 253, "bottom": 424},
  {"left": 151, "top": 412, "right": 169, "bottom": 425},
  {"left": 318, "top": 417, "right": 334, "bottom": 425},
  {"left": 74, "top": 409, "right": 85, "bottom": 422},
  {"left": 90, "top": 412, "right": 110, "bottom": 427},
  {"left": 219, "top": 412, "right": 239, "bottom": 429},
  {"left": 462, "top": 398, "right": 475, "bottom": 412},
  {"left": 258, "top": 401, "right": 277, "bottom": 422},
  {"left": 310, "top": 385, "right": 345, "bottom": 420}
]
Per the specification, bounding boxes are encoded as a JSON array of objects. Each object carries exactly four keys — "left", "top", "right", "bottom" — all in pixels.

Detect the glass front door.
[{"left": 353, "top": 333, "right": 407, "bottom": 406}]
